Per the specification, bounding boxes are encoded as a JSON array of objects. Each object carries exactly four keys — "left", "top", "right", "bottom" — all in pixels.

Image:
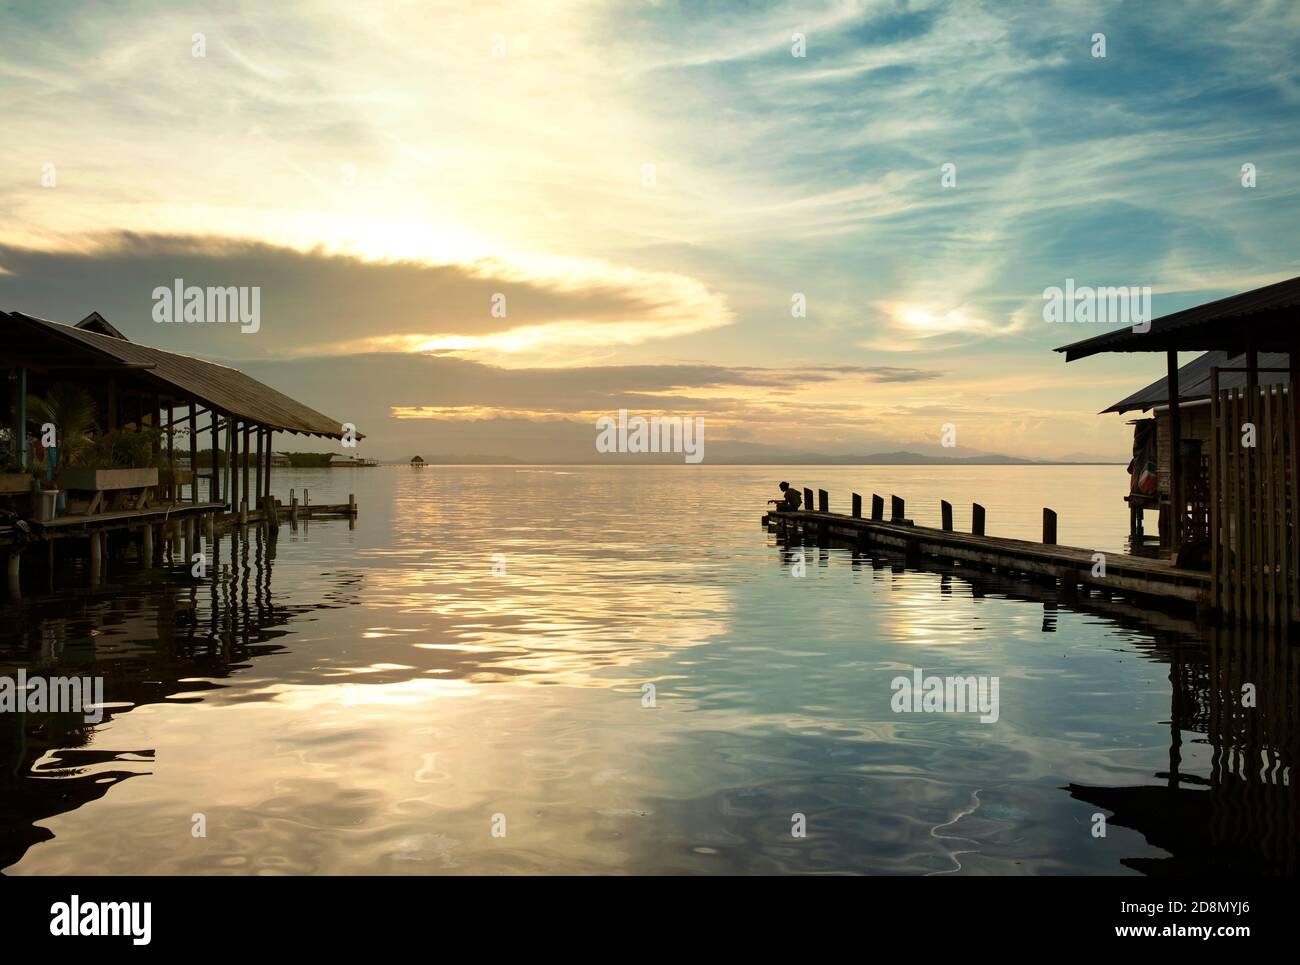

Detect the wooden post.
[
  {"left": 290, "top": 489, "right": 299, "bottom": 523},
  {"left": 184, "top": 516, "right": 195, "bottom": 563},
  {"left": 242, "top": 424, "right": 252, "bottom": 512},
  {"left": 264, "top": 429, "right": 273, "bottom": 500},
  {"left": 210, "top": 413, "right": 221, "bottom": 505},
  {"left": 348, "top": 493, "right": 357, "bottom": 517},
  {"left": 972, "top": 503, "right": 986, "bottom": 536},
  {"left": 818, "top": 489, "right": 828, "bottom": 513},
  {"left": 1043, "top": 508, "right": 1058, "bottom": 545},
  {"left": 304, "top": 489, "right": 310, "bottom": 514},
  {"left": 871, "top": 494, "right": 884, "bottom": 520},
  {"left": 1291, "top": 345, "right": 1300, "bottom": 625},
  {"left": 142, "top": 524, "right": 154, "bottom": 568},
  {"left": 262, "top": 494, "right": 280, "bottom": 533},
  {"left": 188, "top": 402, "right": 198, "bottom": 504},
  {"left": 890, "top": 495, "right": 905, "bottom": 521},
  {"left": 803, "top": 488, "right": 814, "bottom": 513},
  {"left": 6, "top": 549, "right": 21, "bottom": 597},
  {"left": 163, "top": 403, "right": 174, "bottom": 486},
  {"left": 15, "top": 366, "right": 27, "bottom": 469},
  {"left": 1167, "top": 349, "right": 1182, "bottom": 555},
  {"left": 254, "top": 426, "right": 263, "bottom": 505},
  {"left": 851, "top": 493, "right": 862, "bottom": 518},
  {"left": 941, "top": 500, "right": 953, "bottom": 532},
  {"left": 230, "top": 419, "right": 240, "bottom": 515},
  {"left": 160, "top": 398, "right": 169, "bottom": 472}
]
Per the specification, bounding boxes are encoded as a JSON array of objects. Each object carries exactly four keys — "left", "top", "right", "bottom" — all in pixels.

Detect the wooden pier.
[{"left": 764, "top": 492, "right": 1212, "bottom": 614}]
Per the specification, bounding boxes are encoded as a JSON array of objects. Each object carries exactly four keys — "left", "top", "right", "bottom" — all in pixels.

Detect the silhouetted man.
[{"left": 768, "top": 481, "right": 802, "bottom": 511}]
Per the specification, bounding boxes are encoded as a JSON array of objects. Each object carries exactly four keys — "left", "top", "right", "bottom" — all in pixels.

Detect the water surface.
[{"left": 1, "top": 466, "right": 1295, "bottom": 875}]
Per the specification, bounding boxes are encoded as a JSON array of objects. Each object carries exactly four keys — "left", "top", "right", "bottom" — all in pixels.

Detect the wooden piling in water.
[
  {"left": 941, "top": 500, "right": 953, "bottom": 532},
  {"left": 6, "top": 549, "right": 21, "bottom": 597},
  {"left": 818, "top": 489, "right": 829, "bottom": 513},
  {"left": 972, "top": 503, "right": 985, "bottom": 536},
  {"left": 803, "top": 488, "right": 814, "bottom": 513},
  {"left": 263, "top": 494, "right": 280, "bottom": 533},
  {"left": 851, "top": 493, "right": 862, "bottom": 518},
  {"left": 290, "top": 489, "right": 299, "bottom": 523},
  {"left": 1043, "top": 508, "right": 1057, "bottom": 545},
  {"left": 871, "top": 494, "right": 884, "bottom": 521},
  {"left": 142, "top": 524, "right": 154, "bottom": 568},
  {"left": 890, "top": 495, "right": 905, "bottom": 522}
]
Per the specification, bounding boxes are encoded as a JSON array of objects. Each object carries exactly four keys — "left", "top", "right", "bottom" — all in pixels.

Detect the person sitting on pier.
[{"left": 768, "top": 481, "right": 802, "bottom": 511}]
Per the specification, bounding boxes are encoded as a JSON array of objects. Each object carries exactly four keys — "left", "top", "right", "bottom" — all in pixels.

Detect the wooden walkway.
[{"left": 764, "top": 503, "right": 1211, "bottom": 610}]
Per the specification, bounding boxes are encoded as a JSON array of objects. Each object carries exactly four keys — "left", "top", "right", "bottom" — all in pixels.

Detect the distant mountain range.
[{"left": 388, "top": 447, "right": 1122, "bottom": 466}]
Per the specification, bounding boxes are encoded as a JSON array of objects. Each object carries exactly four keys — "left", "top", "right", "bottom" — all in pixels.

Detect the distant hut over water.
[{"left": 410, "top": 455, "right": 425, "bottom": 467}]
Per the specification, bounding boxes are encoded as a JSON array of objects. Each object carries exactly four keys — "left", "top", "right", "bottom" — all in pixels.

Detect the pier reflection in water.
[{"left": 0, "top": 466, "right": 1296, "bottom": 874}]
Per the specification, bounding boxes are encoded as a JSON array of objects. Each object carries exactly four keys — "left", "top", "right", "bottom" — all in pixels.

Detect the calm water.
[{"left": 1, "top": 465, "right": 1296, "bottom": 875}]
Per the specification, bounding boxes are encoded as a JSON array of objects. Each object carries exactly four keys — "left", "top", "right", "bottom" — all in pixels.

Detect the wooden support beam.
[
  {"left": 851, "top": 493, "right": 862, "bottom": 518},
  {"left": 227, "top": 419, "right": 238, "bottom": 513},
  {"left": 210, "top": 411, "right": 221, "bottom": 504},
  {"left": 6, "top": 549, "right": 21, "bottom": 597},
  {"left": 941, "top": 500, "right": 953, "bottom": 532},
  {"left": 972, "top": 503, "right": 985, "bottom": 536},
  {"left": 803, "top": 487, "right": 814, "bottom": 513},
  {"left": 262, "top": 494, "right": 280, "bottom": 533},
  {"left": 242, "top": 424, "right": 252, "bottom": 511},
  {"left": 1043, "top": 508, "right": 1058, "bottom": 545},
  {"left": 890, "top": 495, "right": 905, "bottom": 522},
  {"left": 818, "top": 489, "right": 828, "bottom": 513},
  {"left": 871, "top": 494, "right": 884, "bottom": 521},
  {"left": 15, "top": 367, "right": 26, "bottom": 469},
  {"left": 1167, "top": 349, "right": 1183, "bottom": 555},
  {"left": 188, "top": 402, "right": 198, "bottom": 504},
  {"left": 254, "top": 426, "right": 263, "bottom": 503},
  {"left": 265, "top": 429, "right": 273, "bottom": 499}
]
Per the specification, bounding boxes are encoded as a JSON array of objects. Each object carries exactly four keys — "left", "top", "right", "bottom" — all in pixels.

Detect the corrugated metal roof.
[
  {"left": 1055, "top": 273, "right": 1300, "bottom": 361},
  {"left": 3, "top": 311, "right": 356, "bottom": 438},
  {"left": 1103, "top": 351, "right": 1291, "bottom": 414}
]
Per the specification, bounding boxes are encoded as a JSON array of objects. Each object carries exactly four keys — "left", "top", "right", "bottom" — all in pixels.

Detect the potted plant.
[{"left": 61, "top": 427, "right": 163, "bottom": 493}]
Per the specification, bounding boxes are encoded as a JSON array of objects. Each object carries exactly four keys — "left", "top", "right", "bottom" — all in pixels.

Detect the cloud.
[{"left": 0, "top": 232, "right": 733, "bottom": 364}]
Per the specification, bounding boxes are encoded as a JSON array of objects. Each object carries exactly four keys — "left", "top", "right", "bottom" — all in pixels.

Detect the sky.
[{"left": 2, "top": 0, "right": 1299, "bottom": 461}]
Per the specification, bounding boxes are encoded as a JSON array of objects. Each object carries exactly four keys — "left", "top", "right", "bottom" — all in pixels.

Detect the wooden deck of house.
[{"left": 764, "top": 492, "right": 1211, "bottom": 612}]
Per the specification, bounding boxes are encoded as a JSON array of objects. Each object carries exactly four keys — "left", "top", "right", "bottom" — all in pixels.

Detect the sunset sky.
[{"left": 3, "top": 0, "right": 1298, "bottom": 461}]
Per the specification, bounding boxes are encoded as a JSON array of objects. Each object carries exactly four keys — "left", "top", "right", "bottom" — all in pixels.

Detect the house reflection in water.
[
  {"left": 839, "top": 542, "right": 1299, "bottom": 875},
  {"left": 1069, "top": 622, "right": 1298, "bottom": 876},
  {"left": 0, "top": 527, "right": 356, "bottom": 870}
]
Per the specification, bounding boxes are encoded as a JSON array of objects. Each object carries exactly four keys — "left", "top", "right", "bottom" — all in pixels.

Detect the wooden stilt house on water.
[
  {"left": 1, "top": 310, "right": 358, "bottom": 566},
  {"left": 1102, "top": 351, "right": 1291, "bottom": 550},
  {"left": 1057, "top": 273, "right": 1300, "bottom": 628}
]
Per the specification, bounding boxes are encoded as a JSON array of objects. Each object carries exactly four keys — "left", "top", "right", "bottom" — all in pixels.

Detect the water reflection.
[
  {"left": 780, "top": 528, "right": 1299, "bottom": 875},
  {"left": 1, "top": 466, "right": 1297, "bottom": 874}
]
